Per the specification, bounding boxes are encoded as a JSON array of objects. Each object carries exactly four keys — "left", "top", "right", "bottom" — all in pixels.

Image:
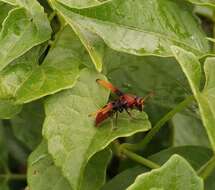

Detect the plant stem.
[
  {"left": 121, "top": 95, "right": 194, "bottom": 151},
  {"left": 122, "top": 148, "right": 160, "bottom": 169},
  {"left": 0, "top": 174, "right": 26, "bottom": 181},
  {"left": 198, "top": 155, "right": 215, "bottom": 180}
]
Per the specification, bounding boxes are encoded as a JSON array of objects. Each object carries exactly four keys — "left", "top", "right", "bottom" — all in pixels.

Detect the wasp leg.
[
  {"left": 110, "top": 112, "right": 118, "bottom": 131},
  {"left": 125, "top": 108, "right": 133, "bottom": 118},
  {"left": 114, "top": 112, "right": 118, "bottom": 130}
]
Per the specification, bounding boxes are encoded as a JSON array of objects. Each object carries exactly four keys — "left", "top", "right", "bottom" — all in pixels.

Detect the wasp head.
[{"left": 135, "top": 97, "right": 144, "bottom": 111}]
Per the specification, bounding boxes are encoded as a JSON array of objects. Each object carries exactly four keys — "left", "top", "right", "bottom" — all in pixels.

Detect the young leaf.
[
  {"left": 126, "top": 155, "right": 203, "bottom": 190},
  {"left": 28, "top": 141, "right": 112, "bottom": 190},
  {"left": 172, "top": 46, "right": 215, "bottom": 151},
  {"left": 15, "top": 26, "right": 83, "bottom": 104},
  {"left": 51, "top": 0, "right": 209, "bottom": 57},
  {"left": 43, "top": 68, "right": 151, "bottom": 190},
  {"left": 0, "top": 0, "right": 51, "bottom": 71}
]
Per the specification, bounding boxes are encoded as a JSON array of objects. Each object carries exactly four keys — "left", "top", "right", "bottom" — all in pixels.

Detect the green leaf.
[
  {"left": 0, "top": 182, "right": 9, "bottom": 190},
  {"left": 149, "top": 146, "right": 215, "bottom": 190},
  {"left": 43, "top": 68, "right": 151, "bottom": 190},
  {"left": 0, "top": 100, "right": 22, "bottom": 119},
  {"left": 80, "top": 148, "right": 112, "bottom": 190},
  {"left": 28, "top": 141, "right": 72, "bottom": 190},
  {"left": 188, "top": 0, "right": 215, "bottom": 9},
  {"left": 103, "top": 146, "right": 213, "bottom": 190},
  {"left": 149, "top": 146, "right": 212, "bottom": 169},
  {"left": 0, "top": 121, "right": 8, "bottom": 167},
  {"left": 0, "top": 0, "right": 16, "bottom": 6},
  {"left": 102, "top": 166, "right": 148, "bottom": 190},
  {"left": 172, "top": 46, "right": 215, "bottom": 151},
  {"left": 104, "top": 49, "right": 191, "bottom": 123},
  {"left": 51, "top": 0, "right": 209, "bottom": 57},
  {"left": 127, "top": 155, "right": 203, "bottom": 190},
  {"left": 172, "top": 113, "right": 210, "bottom": 147},
  {"left": 0, "top": 0, "right": 51, "bottom": 71},
  {"left": 57, "top": 0, "right": 105, "bottom": 8},
  {"left": 0, "top": 45, "right": 45, "bottom": 99},
  {"left": 68, "top": 22, "right": 105, "bottom": 72},
  {"left": 15, "top": 26, "right": 82, "bottom": 104},
  {"left": 28, "top": 141, "right": 112, "bottom": 190},
  {"left": 204, "top": 57, "right": 215, "bottom": 93},
  {"left": 10, "top": 101, "right": 44, "bottom": 150},
  {"left": 0, "top": 2, "right": 13, "bottom": 30}
]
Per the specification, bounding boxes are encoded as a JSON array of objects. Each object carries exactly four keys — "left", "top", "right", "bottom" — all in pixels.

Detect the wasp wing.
[
  {"left": 96, "top": 79, "right": 123, "bottom": 96},
  {"left": 95, "top": 103, "right": 113, "bottom": 127}
]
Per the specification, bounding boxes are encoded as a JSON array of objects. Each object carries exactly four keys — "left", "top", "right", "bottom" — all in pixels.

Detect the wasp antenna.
[
  {"left": 96, "top": 78, "right": 100, "bottom": 82},
  {"left": 142, "top": 91, "right": 155, "bottom": 102}
]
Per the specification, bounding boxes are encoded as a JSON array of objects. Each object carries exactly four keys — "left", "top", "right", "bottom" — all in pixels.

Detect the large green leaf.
[
  {"left": 150, "top": 146, "right": 215, "bottom": 190},
  {"left": 172, "top": 46, "right": 215, "bottom": 151},
  {"left": 103, "top": 48, "right": 192, "bottom": 124},
  {"left": 0, "top": 100, "right": 22, "bottom": 119},
  {"left": 51, "top": 0, "right": 209, "bottom": 57},
  {"left": 0, "top": 0, "right": 51, "bottom": 71},
  {"left": 172, "top": 113, "right": 210, "bottom": 147},
  {"left": 102, "top": 146, "right": 213, "bottom": 190},
  {"left": 126, "top": 155, "right": 203, "bottom": 190},
  {"left": 28, "top": 141, "right": 112, "bottom": 190},
  {"left": 0, "top": 45, "right": 45, "bottom": 99},
  {"left": 15, "top": 26, "right": 82, "bottom": 104},
  {"left": 68, "top": 21, "right": 106, "bottom": 72},
  {"left": 43, "top": 68, "right": 151, "bottom": 190},
  {"left": 10, "top": 101, "right": 44, "bottom": 150}
]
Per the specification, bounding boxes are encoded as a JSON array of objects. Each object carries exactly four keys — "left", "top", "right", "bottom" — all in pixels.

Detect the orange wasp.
[{"left": 90, "top": 79, "right": 153, "bottom": 127}]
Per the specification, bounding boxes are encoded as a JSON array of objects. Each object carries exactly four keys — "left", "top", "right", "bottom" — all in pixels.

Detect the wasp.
[{"left": 90, "top": 79, "right": 153, "bottom": 127}]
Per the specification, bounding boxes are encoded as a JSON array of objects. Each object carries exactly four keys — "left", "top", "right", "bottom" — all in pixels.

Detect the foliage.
[{"left": 0, "top": 0, "right": 215, "bottom": 189}]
